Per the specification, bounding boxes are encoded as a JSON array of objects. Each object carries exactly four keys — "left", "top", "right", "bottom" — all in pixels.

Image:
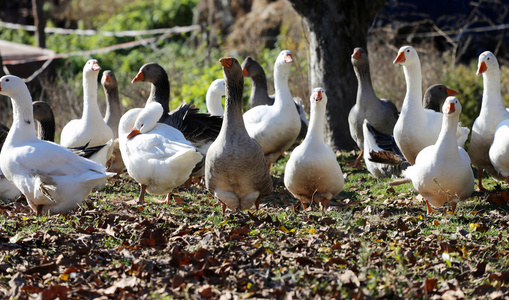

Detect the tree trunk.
[
  {"left": 288, "top": 0, "right": 386, "bottom": 150},
  {"left": 32, "top": 0, "right": 46, "bottom": 49}
]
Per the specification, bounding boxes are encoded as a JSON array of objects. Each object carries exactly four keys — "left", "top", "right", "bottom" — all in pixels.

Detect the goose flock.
[{"left": 0, "top": 46, "right": 507, "bottom": 216}]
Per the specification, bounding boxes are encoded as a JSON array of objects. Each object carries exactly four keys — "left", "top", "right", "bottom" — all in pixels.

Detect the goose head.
[
  {"left": 32, "top": 101, "right": 54, "bottom": 122},
  {"left": 276, "top": 50, "right": 293, "bottom": 67},
  {"left": 0, "top": 75, "right": 29, "bottom": 98},
  {"left": 131, "top": 62, "right": 166, "bottom": 84},
  {"left": 207, "top": 79, "right": 226, "bottom": 98},
  {"left": 351, "top": 47, "right": 368, "bottom": 68},
  {"left": 127, "top": 102, "right": 164, "bottom": 139},
  {"left": 220, "top": 57, "right": 243, "bottom": 82},
  {"left": 83, "top": 59, "right": 101, "bottom": 77},
  {"left": 101, "top": 70, "right": 118, "bottom": 88},
  {"left": 206, "top": 79, "right": 226, "bottom": 116},
  {"left": 476, "top": 51, "right": 499, "bottom": 76},
  {"left": 442, "top": 96, "right": 462, "bottom": 117},
  {"left": 393, "top": 45, "right": 419, "bottom": 66},
  {"left": 311, "top": 87, "right": 327, "bottom": 105}
]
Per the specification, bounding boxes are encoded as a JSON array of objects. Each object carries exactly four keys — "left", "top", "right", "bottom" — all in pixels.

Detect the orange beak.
[
  {"left": 105, "top": 74, "right": 111, "bottom": 82},
  {"left": 92, "top": 62, "right": 101, "bottom": 71},
  {"left": 242, "top": 67, "right": 248, "bottom": 77},
  {"left": 477, "top": 61, "right": 487, "bottom": 76},
  {"left": 393, "top": 51, "right": 406, "bottom": 64},
  {"left": 131, "top": 71, "right": 144, "bottom": 84},
  {"left": 285, "top": 53, "right": 293, "bottom": 63},
  {"left": 445, "top": 102, "right": 456, "bottom": 114},
  {"left": 352, "top": 50, "right": 361, "bottom": 60},
  {"left": 220, "top": 58, "right": 232, "bottom": 68},
  {"left": 127, "top": 128, "right": 141, "bottom": 139},
  {"left": 446, "top": 88, "right": 459, "bottom": 96},
  {"left": 314, "top": 90, "right": 323, "bottom": 102},
  {"left": 0, "top": 83, "right": 2, "bottom": 92}
]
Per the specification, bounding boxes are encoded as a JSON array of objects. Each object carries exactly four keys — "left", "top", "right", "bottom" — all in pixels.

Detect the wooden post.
[{"left": 32, "top": 0, "right": 46, "bottom": 48}]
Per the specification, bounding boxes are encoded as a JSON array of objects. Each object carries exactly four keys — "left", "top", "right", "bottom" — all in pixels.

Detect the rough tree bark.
[{"left": 287, "top": 0, "right": 386, "bottom": 151}]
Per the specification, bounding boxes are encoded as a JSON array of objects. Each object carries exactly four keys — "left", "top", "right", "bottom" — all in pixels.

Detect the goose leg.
[
  {"left": 450, "top": 201, "right": 457, "bottom": 214},
  {"left": 36, "top": 205, "right": 43, "bottom": 216},
  {"left": 267, "top": 162, "right": 271, "bottom": 172},
  {"left": 138, "top": 184, "right": 147, "bottom": 204},
  {"left": 221, "top": 202, "right": 227, "bottom": 215},
  {"left": 347, "top": 149, "right": 364, "bottom": 169},
  {"left": 477, "top": 168, "right": 486, "bottom": 191},
  {"left": 255, "top": 198, "right": 260, "bottom": 211},
  {"left": 425, "top": 199, "right": 434, "bottom": 215},
  {"left": 299, "top": 198, "right": 307, "bottom": 210},
  {"left": 164, "top": 193, "right": 171, "bottom": 204},
  {"left": 320, "top": 198, "right": 330, "bottom": 214}
]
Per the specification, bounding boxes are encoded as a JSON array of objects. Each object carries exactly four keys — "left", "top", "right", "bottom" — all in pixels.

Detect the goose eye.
[
  {"left": 5, "top": 79, "right": 9, "bottom": 82},
  {"left": 406, "top": 49, "right": 410, "bottom": 52},
  {"left": 487, "top": 57, "right": 490, "bottom": 60}
]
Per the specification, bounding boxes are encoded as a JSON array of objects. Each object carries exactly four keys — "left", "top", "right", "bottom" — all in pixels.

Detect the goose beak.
[
  {"left": 127, "top": 128, "right": 141, "bottom": 139},
  {"left": 314, "top": 90, "right": 323, "bottom": 102},
  {"left": 242, "top": 67, "right": 248, "bottom": 77},
  {"left": 92, "top": 62, "right": 101, "bottom": 71},
  {"left": 393, "top": 51, "right": 406, "bottom": 64},
  {"left": 352, "top": 50, "right": 361, "bottom": 60},
  {"left": 477, "top": 61, "right": 487, "bottom": 76},
  {"left": 131, "top": 71, "right": 144, "bottom": 84},
  {"left": 285, "top": 53, "right": 293, "bottom": 63},
  {"left": 220, "top": 58, "right": 232, "bottom": 68},
  {"left": 0, "top": 83, "right": 2, "bottom": 92},
  {"left": 446, "top": 88, "right": 459, "bottom": 96},
  {"left": 445, "top": 102, "right": 455, "bottom": 114}
]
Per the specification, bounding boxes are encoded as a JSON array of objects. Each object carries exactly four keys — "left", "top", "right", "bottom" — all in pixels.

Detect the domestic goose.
[
  {"left": 405, "top": 97, "right": 474, "bottom": 214},
  {"left": 60, "top": 59, "right": 114, "bottom": 167},
  {"left": 205, "top": 57, "right": 273, "bottom": 214},
  {"left": 364, "top": 84, "right": 459, "bottom": 178},
  {"left": 0, "top": 75, "right": 110, "bottom": 215},
  {"left": 348, "top": 47, "right": 399, "bottom": 169},
  {"left": 241, "top": 56, "right": 308, "bottom": 141},
  {"left": 284, "top": 88, "right": 344, "bottom": 212},
  {"left": 243, "top": 50, "right": 301, "bottom": 169},
  {"left": 131, "top": 62, "right": 222, "bottom": 180},
  {"left": 393, "top": 45, "right": 469, "bottom": 165},
  {"left": 467, "top": 51, "right": 509, "bottom": 190},
  {"left": 489, "top": 119, "right": 509, "bottom": 180},
  {"left": 118, "top": 102, "right": 202, "bottom": 204},
  {"left": 205, "top": 78, "right": 225, "bottom": 116},
  {"left": 0, "top": 122, "right": 21, "bottom": 201},
  {"left": 101, "top": 70, "right": 125, "bottom": 175}
]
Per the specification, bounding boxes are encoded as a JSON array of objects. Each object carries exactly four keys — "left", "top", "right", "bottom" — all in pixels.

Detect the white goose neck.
[
  {"left": 82, "top": 72, "right": 102, "bottom": 121},
  {"left": 7, "top": 89, "right": 37, "bottom": 144},
  {"left": 481, "top": 69, "right": 506, "bottom": 112},
  {"left": 273, "top": 64, "right": 292, "bottom": 108},
  {"left": 436, "top": 114, "right": 458, "bottom": 154},
  {"left": 304, "top": 101, "right": 325, "bottom": 144},
  {"left": 401, "top": 61, "right": 423, "bottom": 112}
]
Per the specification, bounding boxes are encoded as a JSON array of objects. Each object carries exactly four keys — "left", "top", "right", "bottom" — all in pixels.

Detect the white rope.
[{"left": 0, "top": 21, "right": 200, "bottom": 37}]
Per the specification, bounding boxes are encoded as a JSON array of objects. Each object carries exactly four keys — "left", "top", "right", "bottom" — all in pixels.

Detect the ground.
[{"left": 0, "top": 151, "right": 508, "bottom": 299}]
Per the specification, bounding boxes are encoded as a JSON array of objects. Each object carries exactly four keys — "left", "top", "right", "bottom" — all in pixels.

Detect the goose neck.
[
  {"left": 104, "top": 85, "right": 121, "bottom": 123},
  {"left": 401, "top": 62, "right": 423, "bottom": 111},
  {"left": 273, "top": 65, "right": 292, "bottom": 107},
  {"left": 223, "top": 79, "right": 246, "bottom": 134},
  {"left": 481, "top": 71, "right": 506, "bottom": 112},
  {"left": 82, "top": 73, "right": 102, "bottom": 121},
  {"left": 7, "top": 90, "right": 37, "bottom": 144},
  {"left": 304, "top": 101, "right": 326, "bottom": 144},
  {"left": 435, "top": 114, "right": 458, "bottom": 154},
  {"left": 148, "top": 79, "right": 170, "bottom": 115},
  {"left": 36, "top": 117, "right": 55, "bottom": 142},
  {"left": 354, "top": 63, "right": 378, "bottom": 104}
]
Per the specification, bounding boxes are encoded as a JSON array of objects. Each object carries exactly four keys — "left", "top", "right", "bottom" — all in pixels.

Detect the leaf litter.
[{"left": 0, "top": 155, "right": 508, "bottom": 299}]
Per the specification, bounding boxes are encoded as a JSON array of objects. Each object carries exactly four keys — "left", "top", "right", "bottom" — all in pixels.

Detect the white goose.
[
  {"left": 205, "top": 78, "right": 225, "bottom": 116},
  {"left": 119, "top": 102, "right": 202, "bottom": 204},
  {"left": 490, "top": 119, "right": 509, "bottom": 180},
  {"left": 393, "top": 45, "right": 469, "bottom": 165},
  {"left": 284, "top": 88, "right": 344, "bottom": 212},
  {"left": 0, "top": 122, "right": 21, "bottom": 201},
  {"left": 0, "top": 75, "right": 110, "bottom": 215},
  {"left": 60, "top": 59, "right": 114, "bottom": 167},
  {"left": 243, "top": 50, "right": 301, "bottom": 169},
  {"left": 406, "top": 97, "right": 474, "bottom": 214},
  {"left": 467, "top": 51, "right": 509, "bottom": 190}
]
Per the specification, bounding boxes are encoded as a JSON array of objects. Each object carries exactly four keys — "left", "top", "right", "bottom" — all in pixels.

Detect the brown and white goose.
[{"left": 205, "top": 58, "right": 273, "bottom": 214}]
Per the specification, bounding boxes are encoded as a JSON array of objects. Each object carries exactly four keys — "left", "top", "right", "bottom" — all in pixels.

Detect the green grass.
[{"left": 1, "top": 151, "right": 508, "bottom": 298}]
